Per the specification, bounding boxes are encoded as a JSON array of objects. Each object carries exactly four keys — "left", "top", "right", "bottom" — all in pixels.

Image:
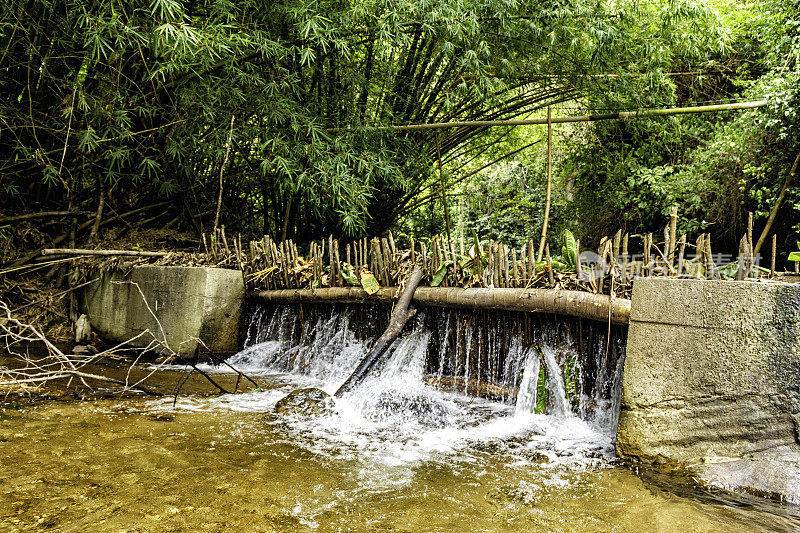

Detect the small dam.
[{"left": 80, "top": 264, "right": 800, "bottom": 506}]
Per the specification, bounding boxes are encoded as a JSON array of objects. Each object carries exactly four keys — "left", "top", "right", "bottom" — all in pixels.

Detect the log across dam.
[{"left": 81, "top": 265, "right": 800, "bottom": 503}]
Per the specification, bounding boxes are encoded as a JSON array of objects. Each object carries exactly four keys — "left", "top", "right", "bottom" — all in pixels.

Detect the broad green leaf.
[
  {"left": 471, "top": 229, "right": 483, "bottom": 265},
  {"left": 788, "top": 252, "right": 800, "bottom": 262},
  {"left": 340, "top": 262, "right": 359, "bottom": 285},
  {"left": 431, "top": 260, "right": 454, "bottom": 287},
  {"left": 562, "top": 229, "right": 577, "bottom": 268}
]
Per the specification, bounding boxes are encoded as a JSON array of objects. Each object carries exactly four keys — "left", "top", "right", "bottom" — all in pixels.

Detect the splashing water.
[
  {"left": 161, "top": 303, "right": 630, "bottom": 488},
  {"left": 514, "top": 346, "right": 540, "bottom": 416}
]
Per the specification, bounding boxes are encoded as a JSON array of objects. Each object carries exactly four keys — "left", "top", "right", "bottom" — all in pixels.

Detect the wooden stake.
[
  {"left": 771, "top": 234, "right": 777, "bottom": 277},
  {"left": 512, "top": 248, "right": 518, "bottom": 288},
  {"left": 677, "top": 234, "right": 686, "bottom": 276},
  {"left": 668, "top": 205, "right": 678, "bottom": 262},
  {"left": 537, "top": 106, "right": 553, "bottom": 263}
]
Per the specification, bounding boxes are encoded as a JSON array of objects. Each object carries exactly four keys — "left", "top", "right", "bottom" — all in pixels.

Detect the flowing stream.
[{"left": 1, "top": 303, "right": 799, "bottom": 531}]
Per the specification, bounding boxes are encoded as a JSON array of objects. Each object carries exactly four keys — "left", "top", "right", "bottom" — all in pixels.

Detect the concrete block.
[
  {"left": 618, "top": 277, "right": 800, "bottom": 502},
  {"left": 82, "top": 266, "right": 243, "bottom": 358}
]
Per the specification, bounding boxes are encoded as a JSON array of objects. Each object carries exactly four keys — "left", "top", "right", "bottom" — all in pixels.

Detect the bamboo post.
[
  {"left": 334, "top": 240, "right": 342, "bottom": 286},
  {"left": 738, "top": 232, "right": 753, "bottom": 281},
  {"left": 677, "top": 234, "right": 686, "bottom": 276},
  {"left": 381, "top": 237, "right": 392, "bottom": 282},
  {"left": 576, "top": 239, "right": 582, "bottom": 281},
  {"left": 494, "top": 243, "right": 500, "bottom": 287},
  {"left": 771, "top": 234, "right": 777, "bottom": 277},
  {"left": 512, "top": 248, "right": 518, "bottom": 288},
  {"left": 704, "top": 234, "right": 715, "bottom": 279},
  {"left": 545, "top": 244, "right": 554, "bottom": 286},
  {"left": 503, "top": 244, "right": 510, "bottom": 288},
  {"left": 527, "top": 240, "right": 535, "bottom": 282},
  {"left": 537, "top": 106, "right": 553, "bottom": 263},
  {"left": 388, "top": 231, "right": 397, "bottom": 259},
  {"left": 621, "top": 233, "right": 629, "bottom": 283},
  {"left": 668, "top": 205, "right": 678, "bottom": 263}
]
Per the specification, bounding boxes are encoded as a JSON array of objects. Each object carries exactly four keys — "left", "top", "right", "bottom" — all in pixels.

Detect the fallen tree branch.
[
  {"left": 39, "top": 249, "right": 169, "bottom": 258},
  {"left": 10, "top": 278, "right": 99, "bottom": 313},
  {"left": 250, "top": 286, "right": 631, "bottom": 325},
  {"left": 335, "top": 266, "right": 424, "bottom": 397},
  {"left": 0, "top": 211, "right": 85, "bottom": 224}
]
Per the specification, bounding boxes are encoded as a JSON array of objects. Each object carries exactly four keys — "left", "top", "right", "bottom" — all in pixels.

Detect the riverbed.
[{"left": 2, "top": 364, "right": 799, "bottom": 532}]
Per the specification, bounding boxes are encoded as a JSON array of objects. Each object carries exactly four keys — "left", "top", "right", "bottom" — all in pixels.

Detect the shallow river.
[{"left": 2, "top": 365, "right": 799, "bottom": 532}]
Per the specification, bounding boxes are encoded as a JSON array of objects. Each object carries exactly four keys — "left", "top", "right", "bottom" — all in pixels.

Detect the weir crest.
[{"left": 233, "top": 302, "right": 627, "bottom": 433}]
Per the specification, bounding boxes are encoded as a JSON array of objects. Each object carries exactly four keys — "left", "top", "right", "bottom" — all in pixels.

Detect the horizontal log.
[
  {"left": 39, "top": 249, "right": 170, "bottom": 258},
  {"left": 249, "top": 286, "right": 631, "bottom": 325}
]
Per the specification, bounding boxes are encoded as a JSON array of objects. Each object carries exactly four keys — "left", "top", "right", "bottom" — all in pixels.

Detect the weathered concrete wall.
[
  {"left": 83, "top": 266, "right": 243, "bottom": 358},
  {"left": 617, "top": 278, "right": 800, "bottom": 501}
]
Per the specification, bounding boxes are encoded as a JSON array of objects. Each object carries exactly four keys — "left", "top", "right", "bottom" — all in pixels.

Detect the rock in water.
[
  {"left": 274, "top": 388, "right": 334, "bottom": 417},
  {"left": 75, "top": 314, "right": 91, "bottom": 343},
  {"left": 372, "top": 391, "right": 454, "bottom": 427}
]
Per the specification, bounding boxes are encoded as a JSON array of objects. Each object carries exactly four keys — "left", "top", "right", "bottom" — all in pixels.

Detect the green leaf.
[
  {"left": 471, "top": 229, "right": 483, "bottom": 265},
  {"left": 340, "top": 262, "right": 359, "bottom": 285},
  {"left": 562, "top": 229, "right": 577, "bottom": 268},
  {"left": 788, "top": 252, "right": 800, "bottom": 262},
  {"left": 431, "top": 260, "right": 454, "bottom": 287}
]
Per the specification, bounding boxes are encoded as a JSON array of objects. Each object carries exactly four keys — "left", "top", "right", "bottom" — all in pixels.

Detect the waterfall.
[
  {"left": 232, "top": 302, "right": 627, "bottom": 432},
  {"left": 514, "top": 347, "right": 539, "bottom": 415},
  {"left": 541, "top": 345, "right": 571, "bottom": 418}
]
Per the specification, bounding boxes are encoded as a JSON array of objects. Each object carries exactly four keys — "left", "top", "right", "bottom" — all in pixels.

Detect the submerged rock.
[
  {"left": 371, "top": 391, "right": 454, "bottom": 427},
  {"left": 274, "top": 388, "right": 334, "bottom": 417}
]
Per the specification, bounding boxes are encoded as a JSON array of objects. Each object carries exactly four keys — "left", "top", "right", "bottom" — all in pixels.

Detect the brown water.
[{"left": 1, "top": 367, "right": 799, "bottom": 532}]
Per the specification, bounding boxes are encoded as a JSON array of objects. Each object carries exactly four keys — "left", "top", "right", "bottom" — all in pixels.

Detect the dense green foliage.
[
  {"left": 556, "top": 0, "right": 800, "bottom": 253},
  {"left": 1, "top": 0, "right": 797, "bottom": 256}
]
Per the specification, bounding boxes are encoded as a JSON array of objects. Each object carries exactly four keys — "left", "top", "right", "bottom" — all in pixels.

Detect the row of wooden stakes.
[{"left": 234, "top": 209, "right": 785, "bottom": 292}]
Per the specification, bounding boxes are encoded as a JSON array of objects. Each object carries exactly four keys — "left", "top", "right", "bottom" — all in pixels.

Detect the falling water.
[
  {"left": 514, "top": 346, "right": 539, "bottom": 415},
  {"left": 233, "top": 302, "right": 627, "bottom": 430},
  {"left": 542, "top": 345, "right": 571, "bottom": 418}
]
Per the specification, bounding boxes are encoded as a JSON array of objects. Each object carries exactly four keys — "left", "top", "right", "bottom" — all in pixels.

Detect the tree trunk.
[
  {"left": 334, "top": 266, "right": 424, "bottom": 397},
  {"left": 251, "top": 285, "right": 631, "bottom": 325}
]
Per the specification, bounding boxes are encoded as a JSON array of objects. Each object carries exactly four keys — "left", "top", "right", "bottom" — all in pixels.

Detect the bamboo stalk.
[
  {"left": 771, "top": 234, "right": 777, "bottom": 277},
  {"left": 364, "top": 101, "right": 769, "bottom": 132},
  {"left": 537, "top": 106, "right": 553, "bottom": 263},
  {"left": 251, "top": 287, "right": 632, "bottom": 325},
  {"left": 668, "top": 205, "right": 678, "bottom": 263},
  {"left": 39, "top": 249, "right": 169, "bottom": 257},
  {"left": 676, "top": 234, "right": 686, "bottom": 276}
]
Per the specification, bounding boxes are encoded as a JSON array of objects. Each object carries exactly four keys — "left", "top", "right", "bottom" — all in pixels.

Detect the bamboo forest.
[{"left": 2, "top": 0, "right": 800, "bottom": 531}]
